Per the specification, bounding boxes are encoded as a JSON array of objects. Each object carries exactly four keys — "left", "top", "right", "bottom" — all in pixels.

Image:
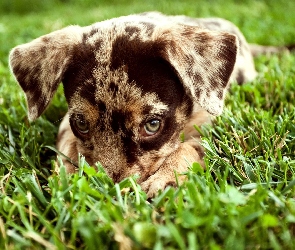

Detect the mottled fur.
[{"left": 10, "top": 12, "right": 259, "bottom": 196}]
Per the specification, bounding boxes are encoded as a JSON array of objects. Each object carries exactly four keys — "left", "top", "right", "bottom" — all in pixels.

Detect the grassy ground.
[{"left": 1, "top": 0, "right": 295, "bottom": 249}]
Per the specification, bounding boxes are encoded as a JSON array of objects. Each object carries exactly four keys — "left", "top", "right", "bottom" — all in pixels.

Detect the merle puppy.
[{"left": 10, "top": 12, "right": 269, "bottom": 196}]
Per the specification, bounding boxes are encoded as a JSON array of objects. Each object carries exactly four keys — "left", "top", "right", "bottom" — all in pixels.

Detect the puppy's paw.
[
  {"left": 140, "top": 143, "right": 203, "bottom": 197},
  {"left": 141, "top": 175, "right": 173, "bottom": 198},
  {"left": 140, "top": 172, "right": 187, "bottom": 197}
]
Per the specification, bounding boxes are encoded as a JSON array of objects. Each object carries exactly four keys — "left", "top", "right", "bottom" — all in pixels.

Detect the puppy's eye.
[
  {"left": 74, "top": 116, "right": 89, "bottom": 134},
  {"left": 141, "top": 119, "right": 161, "bottom": 137}
]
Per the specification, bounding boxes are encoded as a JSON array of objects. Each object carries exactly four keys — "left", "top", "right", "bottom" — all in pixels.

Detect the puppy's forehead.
[{"left": 70, "top": 65, "right": 168, "bottom": 123}]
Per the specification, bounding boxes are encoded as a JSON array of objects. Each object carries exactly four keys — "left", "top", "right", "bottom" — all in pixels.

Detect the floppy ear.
[
  {"left": 9, "top": 25, "right": 83, "bottom": 121},
  {"left": 153, "top": 25, "right": 238, "bottom": 116}
]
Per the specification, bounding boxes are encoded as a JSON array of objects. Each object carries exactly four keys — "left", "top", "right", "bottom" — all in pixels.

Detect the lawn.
[{"left": 0, "top": 0, "right": 295, "bottom": 249}]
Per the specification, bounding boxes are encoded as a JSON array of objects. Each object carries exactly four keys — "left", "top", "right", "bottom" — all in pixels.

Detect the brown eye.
[
  {"left": 142, "top": 119, "right": 161, "bottom": 136},
  {"left": 74, "top": 116, "right": 89, "bottom": 134}
]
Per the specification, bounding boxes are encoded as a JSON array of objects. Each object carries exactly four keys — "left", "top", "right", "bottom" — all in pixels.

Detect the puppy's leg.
[
  {"left": 182, "top": 108, "right": 213, "bottom": 167},
  {"left": 140, "top": 142, "right": 202, "bottom": 197},
  {"left": 56, "top": 113, "right": 78, "bottom": 173}
]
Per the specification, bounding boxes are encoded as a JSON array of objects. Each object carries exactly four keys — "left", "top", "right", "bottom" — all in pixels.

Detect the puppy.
[{"left": 9, "top": 12, "right": 259, "bottom": 196}]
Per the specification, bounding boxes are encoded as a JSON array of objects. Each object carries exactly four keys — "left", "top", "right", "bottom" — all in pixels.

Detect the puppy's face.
[
  {"left": 9, "top": 13, "right": 238, "bottom": 192},
  {"left": 64, "top": 49, "right": 192, "bottom": 181}
]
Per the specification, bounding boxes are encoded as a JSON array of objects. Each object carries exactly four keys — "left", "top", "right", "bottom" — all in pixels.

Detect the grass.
[{"left": 0, "top": 0, "right": 295, "bottom": 249}]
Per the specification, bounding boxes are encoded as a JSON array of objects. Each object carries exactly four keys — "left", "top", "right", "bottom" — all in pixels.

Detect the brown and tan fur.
[{"left": 9, "top": 12, "right": 278, "bottom": 196}]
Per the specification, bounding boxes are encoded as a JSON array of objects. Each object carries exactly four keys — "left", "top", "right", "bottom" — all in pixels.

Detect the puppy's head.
[{"left": 9, "top": 14, "right": 237, "bottom": 180}]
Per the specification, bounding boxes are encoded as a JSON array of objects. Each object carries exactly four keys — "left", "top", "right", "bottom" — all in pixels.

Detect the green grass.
[{"left": 1, "top": 0, "right": 295, "bottom": 249}]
